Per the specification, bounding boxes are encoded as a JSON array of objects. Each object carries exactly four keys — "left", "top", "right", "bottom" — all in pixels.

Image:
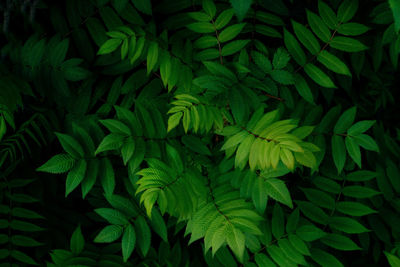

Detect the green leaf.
[
  {"left": 122, "top": 224, "right": 136, "bottom": 262},
  {"left": 347, "top": 120, "right": 375, "bottom": 135},
  {"left": 55, "top": 133, "right": 85, "bottom": 158},
  {"left": 198, "top": 1, "right": 214, "bottom": 18},
  {"left": 121, "top": 138, "right": 135, "bottom": 165},
  {"left": 81, "top": 159, "right": 99, "bottom": 199},
  {"left": 166, "top": 143, "right": 183, "bottom": 173},
  {"left": 94, "top": 225, "right": 123, "bottom": 243},
  {"left": 98, "top": 39, "right": 122, "bottom": 55},
  {"left": 132, "top": 0, "right": 152, "bottom": 15},
  {"left": 95, "top": 208, "right": 129, "bottom": 225},
  {"left": 255, "top": 253, "right": 276, "bottom": 267},
  {"left": 345, "top": 136, "right": 361, "bottom": 168},
  {"left": 100, "top": 119, "right": 131, "bottom": 135},
  {"left": 297, "top": 201, "right": 329, "bottom": 224},
  {"left": 226, "top": 224, "right": 245, "bottom": 262},
  {"left": 286, "top": 209, "right": 300, "bottom": 233},
  {"left": 37, "top": 154, "right": 75, "bottom": 174},
  {"left": 218, "top": 23, "right": 246, "bottom": 43},
  {"left": 134, "top": 216, "right": 151, "bottom": 256},
  {"left": 272, "top": 204, "right": 284, "bottom": 239},
  {"left": 121, "top": 38, "right": 129, "bottom": 59},
  {"left": 332, "top": 135, "right": 346, "bottom": 174},
  {"left": 100, "top": 158, "right": 115, "bottom": 197},
  {"left": 167, "top": 112, "right": 183, "bottom": 132},
  {"left": 147, "top": 42, "right": 159, "bottom": 74},
  {"left": 311, "top": 248, "right": 344, "bottom": 267},
  {"left": 264, "top": 178, "right": 293, "bottom": 208},
  {"left": 230, "top": 0, "right": 252, "bottom": 21},
  {"left": 342, "top": 186, "right": 380, "bottom": 198},
  {"left": 307, "top": 10, "right": 331, "bottom": 42},
  {"left": 215, "top": 9, "right": 235, "bottom": 29},
  {"left": 329, "top": 216, "right": 369, "bottom": 234},
  {"left": 337, "top": 23, "right": 369, "bottom": 36},
  {"left": 337, "top": 0, "right": 358, "bottom": 23},
  {"left": 95, "top": 133, "right": 125, "bottom": 155},
  {"left": 330, "top": 37, "right": 368, "bottom": 52},
  {"left": 294, "top": 74, "right": 314, "bottom": 104},
  {"left": 334, "top": 107, "right": 357, "bottom": 134},
  {"left": 321, "top": 234, "right": 360, "bottom": 251},
  {"left": 70, "top": 225, "right": 85, "bottom": 255},
  {"left": 182, "top": 135, "right": 211, "bottom": 155},
  {"left": 336, "top": 201, "right": 377, "bottom": 216},
  {"left": 318, "top": 0, "right": 338, "bottom": 29},
  {"left": 384, "top": 251, "right": 400, "bottom": 267},
  {"left": 187, "top": 22, "right": 215, "bottom": 33},
  {"left": 272, "top": 47, "right": 291, "bottom": 69},
  {"left": 304, "top": 63, "right": 336, "bottom": 88},
  {"left": 271, "top": 70, "right": 294, "bottom": 85},
  {"left": 10, "top": 250, "right": 38, "bottom": 265},
  {"left": 292, "top": 20, "right": 320, "bottom": 54},
  {"left": 353, "top": 134, "right": 379, "bottom": 152},
  {"left": 389, "top": 0, "right": 400, "bottom": 33},
  {"left": 10, "top": 235, "right": 42, "bottom": 247},
  {"left": 11, "top": 208, "right": 44, "bottom": 219},
  {"left": 317, "top": 50, "right": 351, "bottom": 76},
  {"left": 65, "top": 159, "right": 87, "bottom": 197},
  {"left": 288, "top": 234, "right": 311, "bottom": 256},
  {"left": 188, "top": 12, "right": 211, "bottom": 22},
  {"left": 346, "top": 170, "right": 377, "bottom": 181},
  {"left": 296, "top": 225, "right": 326, "bottom": 241},
  {"left": 284, "top": 29, "right": 307, "bottom": 65},
  {"left": 221, "top": 40, "right": 250, "bottom": 56},
  {"left": 301, "top": 188, "right": 335, "bottom": 209}
]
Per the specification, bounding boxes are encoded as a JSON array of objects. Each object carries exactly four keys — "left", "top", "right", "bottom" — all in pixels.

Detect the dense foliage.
[{"left": 1, "top": 0, "right": 400, "bottom": 266}]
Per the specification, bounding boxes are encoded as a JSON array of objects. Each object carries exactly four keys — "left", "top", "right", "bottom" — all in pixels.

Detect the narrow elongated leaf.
[
  {"left": 307, "top": 10, "right": 331, "bottom": 42},
  {"left": 337, "top": 0, "right": 358, "bottom": 23},
  {"left": 292, "top": 20, "right": 320, "bottom": 54},
  {"left": 95, "top": 208, "right": 129, "bottom": 225},
  {"left": 218, "top": 23, "right": 246, "bottom": 43},
  {"left": 353, "top": 134, "right": 379, "bottom": 152},
  {"left": 230, "top": 0, "right": 252, "bottom": 21},
  {"left": 294, "top": 74, "right": 314, "bottom": 104},
  {"left": 330, "top": 37, "right": 368, "bottom": 52},
  {"left": 336, "top": 201, "right": 377, "bottom": 216},
  {"left": 221, "top": 40, "right": 250, "bottom": 56},
  {"left": 147, "top": 42, "right": 158, "bottom": 74},
  {"left": 317, "top": 51, "right": 351, "bottom": 76},
  {"left": 37, "top": 154, "right": 75, "bottom": 173},
  {"left": 345, "top": 136, "right": 361, "bottom": 168},
  {"left": 342, "top": 186, "right": 381, "bottom": 198},
  {"left": 70, "top": 225, "right": 85, "bottom": 255},
  {"left": 334, "top": 107, "right": 357, "bottom": 134},
  {"left": 98, "top": 39, "right": 122, "bottom": 55},
  {"left": 94, "top": 225, "right": 123, "bottom": 243},
  {"left": 329, "top": 216, "right": 369, "bottom": 233},
  {"left": 318, "top": 0, "right": 338, "bottom": 29},
  {"left": 337, "top": 23, "right": 369, "bottom": 36},
  {"left": 65, "top": 159, "right": 87, "bottom": 197},
  {"left": 215, "top": 9, "right": 235, "bottom": 29},
  {"left": 135, "top": 216, "right": 151, "bottom": 256},
  {"left": 226, "top": 224, "right": 245, "bottom": 262},
  {"left": 304, "top": 63, "right": 336, "bottom": 88},
  {"left": 311, "top": 248, "right": 344, "bottom": 267},
  {"left": 264, "top": 178, "right": 293, "bottom": 208},
  {"left": 332, "top": 135, "right": 346, "bottom": 174},
  {"left": 296, "top": 225, "right": 326, "bottom": 241},
  {"left": 284, "top": 29, "right": 307, "bottom": 65},
  {"left": 122, "top": 224, "right": 136, "bottom": 262},
  {"left": 187, "top": 22, "right": 215, "bottom": 33},
  {"left": 55, "top": 133, "right": 85, "bottom": 158}
]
